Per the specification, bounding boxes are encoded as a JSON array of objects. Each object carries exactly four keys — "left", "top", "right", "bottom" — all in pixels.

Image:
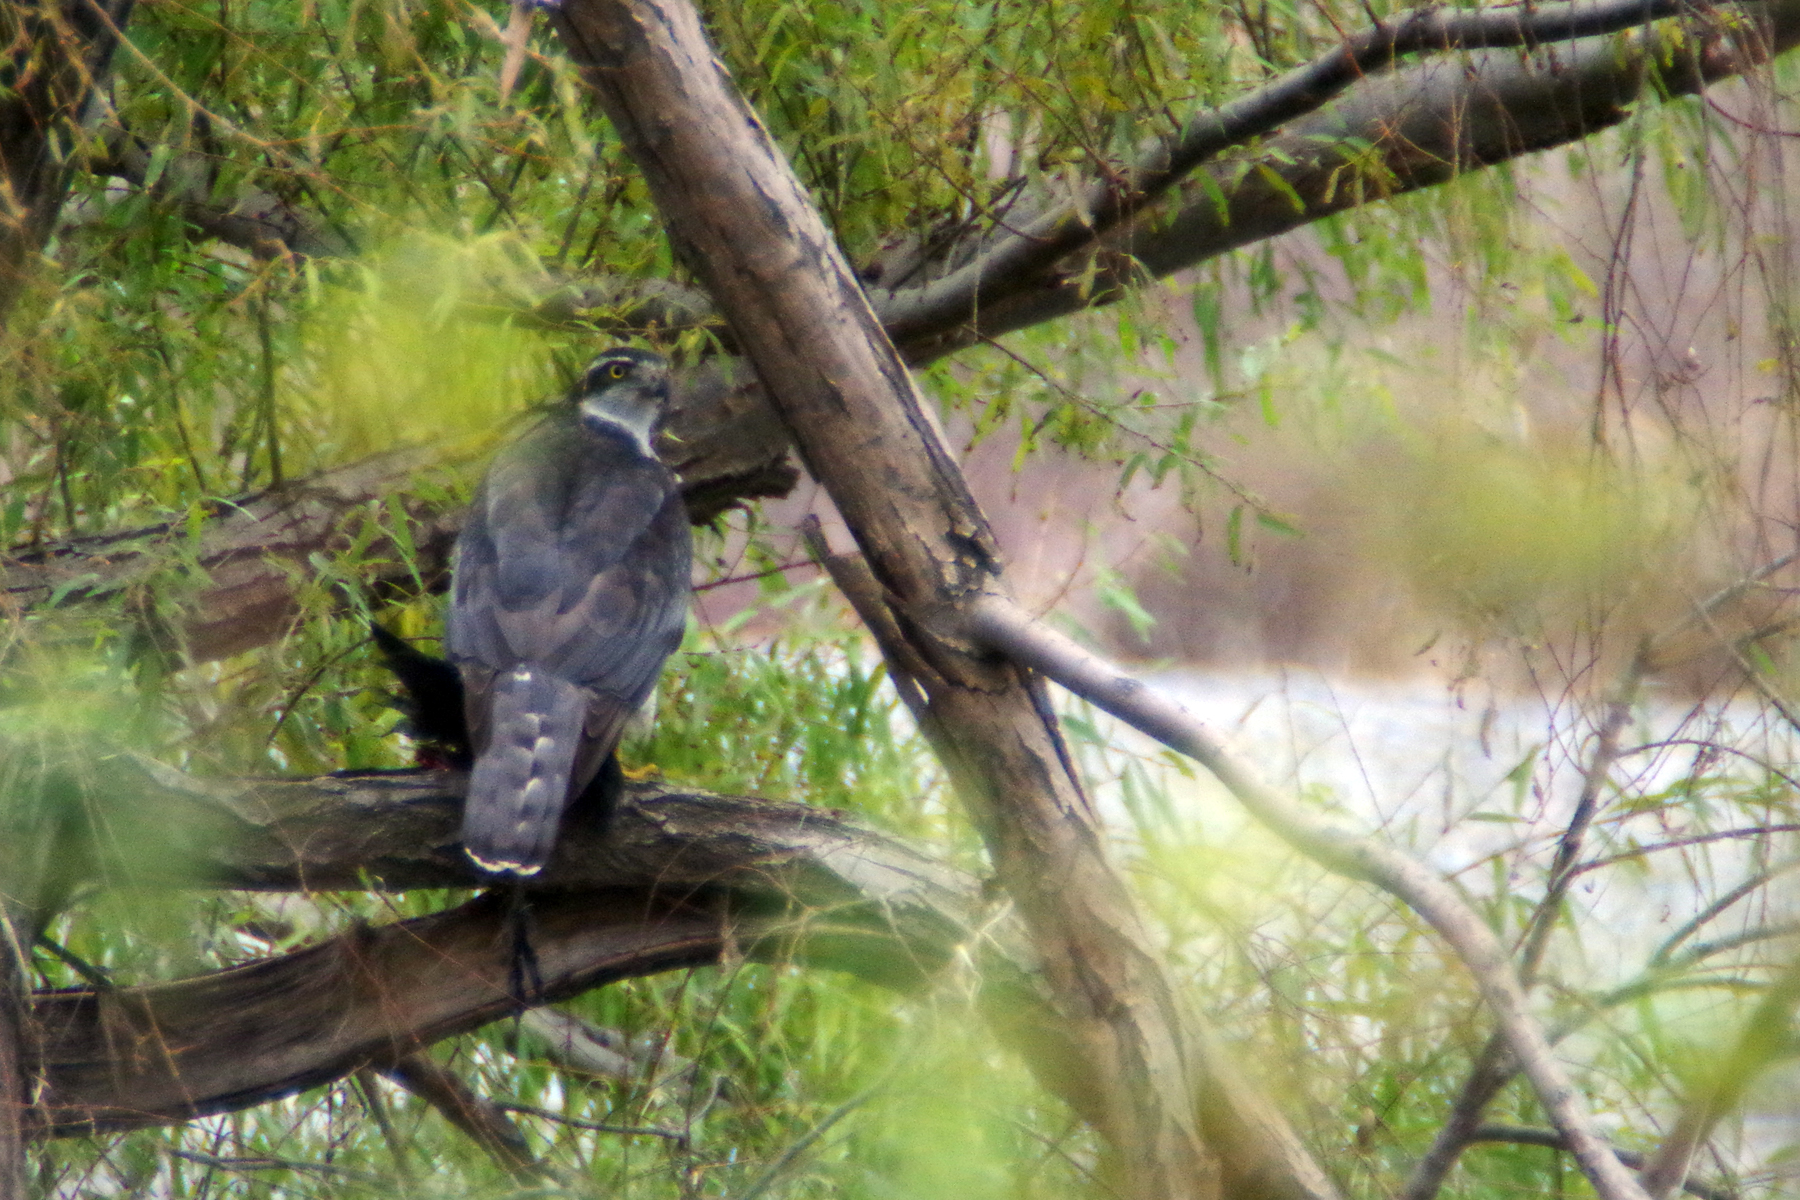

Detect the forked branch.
[
  {"left": 29, "top": 776, "right": 1011, "bottom": 1136},
  {"left": 963, "top": 593, "right": 1652, "bottom": 1200}
]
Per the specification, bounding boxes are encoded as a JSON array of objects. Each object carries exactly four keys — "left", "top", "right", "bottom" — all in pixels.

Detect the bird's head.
[{"left": 571, "top": 347, "right": 672, "bottom": 456}]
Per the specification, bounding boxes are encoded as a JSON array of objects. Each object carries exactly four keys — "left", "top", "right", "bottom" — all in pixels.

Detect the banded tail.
[{"left": 461, "top": 667, "right": 586, "bottom": 875}]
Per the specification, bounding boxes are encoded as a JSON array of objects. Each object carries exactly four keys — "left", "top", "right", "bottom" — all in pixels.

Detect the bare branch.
[
  {"left": 882, "top": 0, "right": 1800, "bottom": 360},
  {"left": 494, "top": 1101, "right": 687, "bottom": 1144},
  {"left": 964, "top": 592, "right": 1652, "bottom": 1200},
  {"left": 874, "top": 0, "right": 1696, "bottom": 348},
  {"left": 517, "top": 1008, "right": 696, "bottom": 1089},
  {"left": 0, "top": 360, "right": 797, "bottom": 663},
  {"left": 1464, "top": 1128, "right": 1736, "bottom": 1200},
  {"left": 30, "top": 779, "right": 1002, "bottom": 1136},
  {"left": 379, "top": 1054, "right": 553, "bottom": 1183}
]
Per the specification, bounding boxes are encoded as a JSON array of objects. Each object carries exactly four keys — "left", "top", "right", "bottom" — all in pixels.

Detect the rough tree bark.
[
  {"left": 0, "top": 362, "right": 795, "bottom": 662},
  {"left": 25, "top": 772, "right": 1041, "bottom": 1136},
  {"left": 542, "top": 4, "right": 1341, "bottom": 1199}
]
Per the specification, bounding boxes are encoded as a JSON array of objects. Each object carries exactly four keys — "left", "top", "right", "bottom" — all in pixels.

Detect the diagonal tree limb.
[
  {"left": 544, "top": 2, "right": 1280, "bottom": 1197},
  {"left": 872, "top": 0, "right": 1697, "bottom": 349},
  {"left": 962, "top": 592, "right": 1652, "bottom": 1200},
  {"left": 1463, "top": 1128, "right": 1736, "bottom": 1200},
  {"left": 378, "top": 1054, "right": 555, "bottom": 1183},
  {"left": 881, "top": 0, "right": 1800, "bottom": 360},
  {"left": 1400, "top": 651, "right": 1647, "bottom": 1200},
  {"left": 802, "top": 520, "right": 1340, "bottom": 1200}
]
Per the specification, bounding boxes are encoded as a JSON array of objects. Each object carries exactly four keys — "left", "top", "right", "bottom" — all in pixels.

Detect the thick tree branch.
[
  {"left": 79, "top": 122, "right": 352, "bottom": 261},
  {"left": 0, "top": 362, "right": 796, "bottom": 662},
  {"left": 544, "top": 3, "right": 1275, "bottom": 1197},
  {"left": 100, "top": 764, "right": 977, "bottom": 910},
  {"left": 2, "top": 448, "right": 450, "bottom": 662},
  {"left": 33, "top": 887, "right": 740, "bottom": 1135},
  {"left": 873, "top": 0, "right": 1696, "bottom": 349},
  {"left": 883, "top": 0, "right": 1800, "bottom": 359},
  {"left": 963, "top": 593, "right": 1651, "bottom": 1200},
  {"left": 379, "top": 1055, "right": 553, "bottom": 1183},
  {"left": 30, "top": 776, "right": 1018, "bottom": 1136}
]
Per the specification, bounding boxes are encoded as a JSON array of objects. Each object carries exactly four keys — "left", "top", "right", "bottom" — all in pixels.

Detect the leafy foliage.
[{"left": 6, "top": 0, "right": 1800, "bottom": 1196}]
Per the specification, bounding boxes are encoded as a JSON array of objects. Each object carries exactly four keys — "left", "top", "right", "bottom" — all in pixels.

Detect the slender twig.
[
  {"left": 1463, "top": 1127, "right": 1737, "bottom": 1200},
  {"left": 32, "top": 934, "right": 112, "bottom": 990},
  {"left": 963, "top": 592, "right": 1651, "bottom": 1200},
  {"left": 1602, "top": 734, "right": 1800, "bottom": 799},
  {"left": 1650, "top": 864, "right": 1800, "bottom": 966},
  {"left": 1638, "top": 956, "right": 1800, "bottom": 1198},
  {"left": 494, "top": 1101, "right": 689, "bottom": 1146},
  {"left": 166, "top": 1149, "right": 377, "bottom": 1180},
  {"left": 798, "top": 516, "right": 933, "bottom": 726},
  {"left": 1515, "top": 652, "right": 1646, "bottom": 982},
  {"left": 353, "top": 1069, "right": 415, "bottom": 1188},
  {"left": 1650, "top": 553, "right": 1799, "bottom": 653},
  {"left": 380, "top": 1054, "right": 555, "bottom": 1183},
  {"left": 694, "top": 558, "right": 819, "bottom": 593},
  {"left": 734, "top": 1081, "right": 883, "bottom": 1200}
]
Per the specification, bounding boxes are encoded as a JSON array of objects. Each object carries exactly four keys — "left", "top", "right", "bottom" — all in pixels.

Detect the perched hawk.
[{"left": 446, "top": 347, "right": 691, "bottom": 875}]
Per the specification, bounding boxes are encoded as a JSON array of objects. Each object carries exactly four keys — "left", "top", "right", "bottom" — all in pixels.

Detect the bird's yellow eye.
[{"left": 606, "top": 362, "right": 629, "bottom": 380}]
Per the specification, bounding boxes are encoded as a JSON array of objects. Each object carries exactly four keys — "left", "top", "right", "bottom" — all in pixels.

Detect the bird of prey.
[{"left": 446, "top": 347, "right": 691, "bottom": 876}]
